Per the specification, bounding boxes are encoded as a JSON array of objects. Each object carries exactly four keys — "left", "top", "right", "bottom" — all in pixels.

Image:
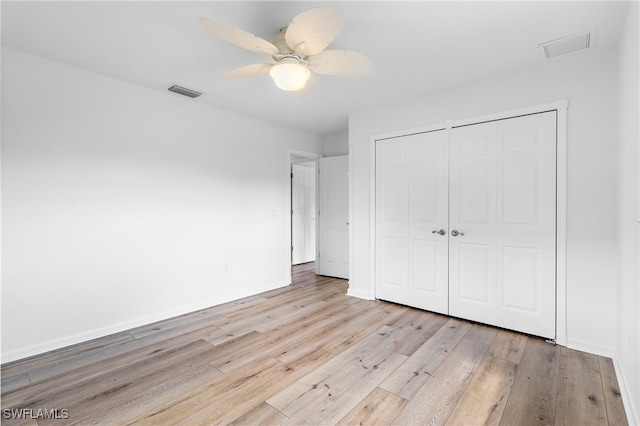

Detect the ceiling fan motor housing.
[{"left": 272, "top": 27, "right": 308, "bottom": 65}]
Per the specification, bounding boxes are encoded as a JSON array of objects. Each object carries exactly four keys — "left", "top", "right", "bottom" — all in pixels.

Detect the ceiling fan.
[{"left": 199, "top": 7, "right": 375, "bottom": 92}]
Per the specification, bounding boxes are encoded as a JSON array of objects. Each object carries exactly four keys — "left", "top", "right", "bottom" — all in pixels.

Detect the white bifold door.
[
  {"left": 375, "top": 129, "right": 450, "bottom": 314},
  {"left": 376, "top": 111, "right": 557, "bottom": 339}
]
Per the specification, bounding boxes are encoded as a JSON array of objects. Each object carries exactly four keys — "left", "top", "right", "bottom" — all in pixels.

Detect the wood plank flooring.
[{"left": 1, "top": 262, "right": 628, "bottom": 425}]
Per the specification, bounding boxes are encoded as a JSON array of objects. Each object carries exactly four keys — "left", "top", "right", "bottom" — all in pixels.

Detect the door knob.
[
  {"left": 451, "top": 230, "right": 464, "bottom": 237},
  {"left": 432, "top": 229, "right": 446, "bottom": 236}
]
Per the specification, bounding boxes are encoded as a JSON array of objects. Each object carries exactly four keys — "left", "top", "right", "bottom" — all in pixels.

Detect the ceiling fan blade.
[
  {"left": 219, "top": 63, "right": 274, "bottom": 79},
  {"left": 308, "top": 50, "right": 375, "bottom": 76},
  {"left": 199, "top": 17, "right": 278, "bottom": 57},
  {"left": 285, "top": 7, "right": 347, "bottom": 56}
]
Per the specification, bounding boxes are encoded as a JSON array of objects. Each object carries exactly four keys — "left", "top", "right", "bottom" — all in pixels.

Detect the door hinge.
[{"left": 291, "top": 172, "right": 293, "bottom": 178}]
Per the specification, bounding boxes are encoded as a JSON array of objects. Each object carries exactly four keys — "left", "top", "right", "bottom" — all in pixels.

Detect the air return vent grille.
[
  {"left": 167, "top": 84, "right": 203, "bottom": 98},
  {"left": 539, "top": 29, "right": 597, "bottom": 59}
]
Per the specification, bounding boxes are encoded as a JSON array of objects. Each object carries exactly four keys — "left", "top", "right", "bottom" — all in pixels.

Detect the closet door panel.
[
  {"left": 449, "top": 112, "right": 556, "bottom": 339},
  {"left": 376, "top": 142, "right": 410, "bottom": 302},
  {"left": 496, "top": 113, "right": 557, "bottom": 338},
  {"left": 449, "top": 122, "right": 499, "bottom": 325},
  {"left": 375, "top": 130, "right": 448, "bottom": 314}
]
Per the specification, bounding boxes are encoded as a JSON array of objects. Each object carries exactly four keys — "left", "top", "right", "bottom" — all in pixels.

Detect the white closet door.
[
  {"left": 375, "top": 130, "right": 449, "bottom": 314},
  {"left": 448, "top": 111, "right": 557, "bottom": 339},
  {"left": 317, "top": 156, "right": 349, "bottom": 279}
]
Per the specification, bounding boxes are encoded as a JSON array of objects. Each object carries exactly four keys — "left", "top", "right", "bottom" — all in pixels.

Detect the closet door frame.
[{"left": 368, "top": 99, "right": 568, "bottom": 346}]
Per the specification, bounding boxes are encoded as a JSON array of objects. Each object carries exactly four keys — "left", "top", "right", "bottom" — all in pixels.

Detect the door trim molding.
[{"left": 366, "top": 99, "right": 568, "bottom": 344}]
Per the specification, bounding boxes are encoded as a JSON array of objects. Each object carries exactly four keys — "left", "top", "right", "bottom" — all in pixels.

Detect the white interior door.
[
  {"left": 317, "top": 156, "right": 349, "bottom": 279},
  {"left": 448, "top": 111, "right": 557, "bottom": 339},
  {"left": 375, "top": 130, "right": 449, "bottom": 314},
  {"left": 291, "top": 162, "right": 316, "bottom": 265}
]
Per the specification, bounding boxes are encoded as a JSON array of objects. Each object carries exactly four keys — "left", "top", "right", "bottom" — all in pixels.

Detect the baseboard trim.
[
  {"left": 566, "top": 337, "right": 615, "bottom": 358},
  {"left": 613, "top": 356, "right": 640, "bottom": 426},
  {"left": 1, "top": 280, "right": 290, "bottom": 364},
  {"left": 346, "top": 286, "right": 373, "bottom": 300}
]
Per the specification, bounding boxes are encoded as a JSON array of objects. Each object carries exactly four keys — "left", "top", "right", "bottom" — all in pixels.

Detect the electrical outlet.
[{"left": 224, "top": 264, "right": 228, "bottom": 272}]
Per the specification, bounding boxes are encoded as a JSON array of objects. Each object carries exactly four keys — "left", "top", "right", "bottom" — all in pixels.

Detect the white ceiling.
[{"left": 1, "top": 1, "right": 630, "bottom": 136}]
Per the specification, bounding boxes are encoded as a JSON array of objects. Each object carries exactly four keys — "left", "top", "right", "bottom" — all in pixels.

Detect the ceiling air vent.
[
  {"left": 167, "top": 84, "right": 203, "bottom": 98},
  {"left": 539, "top": 29, "right": 597, "bottom": 59}
]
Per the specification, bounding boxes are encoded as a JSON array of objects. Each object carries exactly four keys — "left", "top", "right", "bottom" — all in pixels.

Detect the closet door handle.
[
  {"left": 432, "top": 229, "right": 446, "bottom": 236},
  {"left": 451, "top": 230, "right": 464, "bottom": 237}
]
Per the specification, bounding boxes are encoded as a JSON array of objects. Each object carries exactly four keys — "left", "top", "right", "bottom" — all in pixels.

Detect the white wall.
[
  {"left": 322, "top": 132, "right": 349, "bottom": 156},
  {"left": 349, "top": 48, "right": 619, "bottom": 355},
  {"left": 1, "top": 48, "right": 322, "bottom": 362},
  {"left": 616, "top": 2, "right": 640, "bottom": 423}
]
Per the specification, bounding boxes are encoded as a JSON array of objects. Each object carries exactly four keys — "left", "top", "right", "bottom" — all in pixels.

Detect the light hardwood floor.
[{"left": 1, "top": 262, "right": 628, "bottom": 425}]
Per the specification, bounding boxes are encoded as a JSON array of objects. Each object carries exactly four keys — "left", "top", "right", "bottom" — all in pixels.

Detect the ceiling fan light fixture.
[
  {"left": 200, "top": 7, "right": 373, "bottom": 92},
  {"left": 269, "top": 62, "right": 310, "bottom": 91}
]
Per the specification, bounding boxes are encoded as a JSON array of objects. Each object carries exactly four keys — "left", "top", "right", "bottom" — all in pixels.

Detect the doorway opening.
[
  {"left": 288, "top": 150, "right": 320, "bottom": 271},
  {"left": 291, "top": 160, "right": 317, "bottom": 265}
]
